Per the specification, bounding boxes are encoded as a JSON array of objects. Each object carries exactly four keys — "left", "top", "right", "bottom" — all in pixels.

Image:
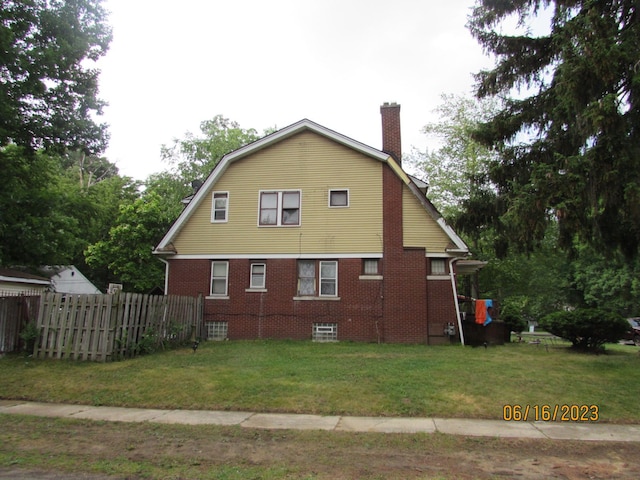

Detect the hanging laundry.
[
  {"left": 475, "top": 299, "right": 493, "bottom": 326},
  {"left": 475, "top": 300, "right": 486, "bottom": 325},
  {"left": 484, "top": 299, "right": 493, "bottom": 326}
]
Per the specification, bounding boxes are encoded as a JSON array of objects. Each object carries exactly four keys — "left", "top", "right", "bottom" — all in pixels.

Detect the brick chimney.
[{"left": 380, "top": 102, "right": 402, "bottom": 165}]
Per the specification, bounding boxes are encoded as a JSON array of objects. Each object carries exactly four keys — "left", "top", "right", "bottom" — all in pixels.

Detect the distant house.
[
  {"left": 38, "top": 266, "right": 101, "bottom": 294},
  {"left": 154, "top": 103, "right": 473, "bottom": 344},
  {"left": 0, "top": 268, "right": 50, "bottom": 296}
]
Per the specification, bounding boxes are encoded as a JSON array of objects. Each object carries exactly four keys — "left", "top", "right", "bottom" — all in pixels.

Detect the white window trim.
[
  {"left": 257, "top": 190, "right": 302, "bottom": 227},
  {"left": 431, "top": 258, "right": 447, "bottom": 275},
  {"left": 210, "top": 261, "right": 229, "bottom": 297},
  {"left": 297, "top": 259, "right": 316, "bottom": 296},
  {"left": 328, "top": 189, "right": 349, "bottom": 208},
  {"left": 296, "top": 260, "right": 339, "bottom": 298},
  {"left": 211, "top": 191, "right": 229, "bottom": 223},
  {"left": 319, "top": 260, "right": 338, "bottom": 297},
  {"left": 249, "top": 263, "right": 266, "bottom": 289},
  {"left": 313, "top": 323, "right": 338, "bottom": 342}
]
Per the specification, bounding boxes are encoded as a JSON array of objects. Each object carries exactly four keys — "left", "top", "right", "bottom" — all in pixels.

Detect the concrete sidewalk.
[{"left": 2, "top": 400, "right": 640, "bottom": 442}]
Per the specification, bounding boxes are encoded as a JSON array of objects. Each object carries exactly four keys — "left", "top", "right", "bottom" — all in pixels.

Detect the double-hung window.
[
  {"left": 250, "top": 263, "right": 266, "bottom": 289},
  {"left": 319, "top": 261, "right": 337, "bottom": 296},
  {"left": 211, "top": 192, "right": 228, "bottom": 222},
  {"left": 297, "top": 260, "right": 338, "bottom": 297},
  {"left": 259, "top": 190, "right": 300, "bottom": 226},
  {"left": 210, "top": 261, "right": 229, "bottom": 296},
  {"left": 298, "top": 260, "right": 316, "bottom": 296}
]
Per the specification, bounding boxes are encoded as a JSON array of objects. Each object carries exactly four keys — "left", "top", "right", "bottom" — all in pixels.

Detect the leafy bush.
[
  {"left": 539, "top": 308, "right": 628, "bottom": 352},
  {"left": 19, "top": 322, "right": 40, "bottom": 355},
  {"left": 502, "top": 313, "right": 527, "bottom": 335}
]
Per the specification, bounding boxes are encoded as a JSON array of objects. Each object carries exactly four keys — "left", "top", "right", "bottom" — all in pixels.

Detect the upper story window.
[
  {"left": 329, "top": 189, "right": 349, "bottom": 208},
  {"left": 259, "top": 190, "right": 300, "bottom": 226},
  {"left": 211, "top": 192, "right": 229, "bottom": 222}
]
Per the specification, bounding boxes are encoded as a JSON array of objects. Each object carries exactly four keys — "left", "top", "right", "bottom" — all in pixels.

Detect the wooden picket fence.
[{"left": 33, "top": 292, "right": 203, "bottom": 362}]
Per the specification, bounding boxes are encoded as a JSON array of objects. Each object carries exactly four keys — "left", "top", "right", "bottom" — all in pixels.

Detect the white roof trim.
[
  {"left": 438, "top": 218, "right": 469, "bottom": 252},
  {"left": 0, "top": 275, "right": 50, "bottom": 286},
  {"left": 166, "top": 253, "right": 383, "bottom": 260}
]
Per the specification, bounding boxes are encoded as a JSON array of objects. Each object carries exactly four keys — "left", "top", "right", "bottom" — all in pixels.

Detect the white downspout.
[
  {"left": 159, "top": 258, "right": 169, "bottom": 295},
  {"left": 449, "top": 257, "right": 465, "bottom": 346}
]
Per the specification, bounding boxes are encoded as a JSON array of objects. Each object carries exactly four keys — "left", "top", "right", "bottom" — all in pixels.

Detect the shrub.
[
  {"left": 502, "top": 314, "right": 527, "bottom": 335},
  {"left": 19, "top": 322, "right": 40, "bottom": 355},
  {"left": 539, "top": 308, "right": 628, "bottom": 352}
]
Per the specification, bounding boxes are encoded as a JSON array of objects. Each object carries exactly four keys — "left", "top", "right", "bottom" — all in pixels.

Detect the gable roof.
[
  {"left": 155, "top": 119, "right": 468, "bottom": 254},
  {"left": 38, "top": 265, "right": 101, "bottom": 294}
]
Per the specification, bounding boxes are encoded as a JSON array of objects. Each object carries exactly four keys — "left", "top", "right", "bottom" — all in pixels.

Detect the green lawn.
[{"left": 1, "top": 340, "right": 639, "bottom": 423}]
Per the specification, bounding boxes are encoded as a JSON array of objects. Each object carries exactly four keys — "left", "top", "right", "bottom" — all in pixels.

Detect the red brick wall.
[
  {"left": 168, "top": 257, "right": 385, "bottom": 342},
  {"left": 166, "top": 259, "right": 210, "bottom": 297},
  {"left": 380, "top": 103, "right": 402, "bottom": 164},
  {"left": 378, "top": 157, "right": 430, "bottom": 343},
  {"left": 166, "top": 254, "right": 457, "bottom": 344},
  {"left": 427, "top": 278, "right": 458, "bottom": 345}
]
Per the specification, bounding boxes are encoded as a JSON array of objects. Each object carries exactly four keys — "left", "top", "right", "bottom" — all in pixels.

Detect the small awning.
[{"left": 455, "top": 260, "right": 487, "bottom": 275}]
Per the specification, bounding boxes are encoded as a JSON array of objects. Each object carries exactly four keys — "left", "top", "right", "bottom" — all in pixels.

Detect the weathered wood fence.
[
  {"left": 0, "top": 295, "right": 41, "bottom": 355},
  {"left": 30, "top": 293, "right": 202, "bottom": 361}
]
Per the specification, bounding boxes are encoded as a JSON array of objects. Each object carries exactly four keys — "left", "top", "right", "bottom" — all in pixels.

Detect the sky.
[{"left": 96, "top": 0, "right": 494, "bottom": 181}]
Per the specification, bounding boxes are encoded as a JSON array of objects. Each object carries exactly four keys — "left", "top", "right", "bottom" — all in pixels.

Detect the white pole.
[{"left": 449, "top": 257, "right": 465, "bottom": 346}]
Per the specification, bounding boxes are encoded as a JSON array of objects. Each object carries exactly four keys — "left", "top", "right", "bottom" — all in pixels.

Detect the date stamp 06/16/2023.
[{"left": 502, "top": 404, "right": 599, "bottom": 422}]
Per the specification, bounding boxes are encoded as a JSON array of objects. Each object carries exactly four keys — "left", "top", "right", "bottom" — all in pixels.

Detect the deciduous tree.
[
  {"left": 161, "top": 115, "right": 259, "bottom": 183},
  {"left": 0, "top": 0, "right": 112, "bottom": 154},
  {"left": 408, "top": 93, "right": 505, "bottom": 256},
  {"left": 85, "top": 191, "right": 172, "bottom": 293}
]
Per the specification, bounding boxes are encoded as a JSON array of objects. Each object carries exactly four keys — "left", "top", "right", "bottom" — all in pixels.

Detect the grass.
[
  {"left": 0, "top": 413, "right": 576, "bottom": 480},
  {"left": 1, "top": 339, "right": 640, "bottom": 422}
]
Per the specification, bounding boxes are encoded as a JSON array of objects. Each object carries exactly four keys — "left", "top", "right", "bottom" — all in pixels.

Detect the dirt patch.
[{"left": 1, "top": 415, "right": 639, "bottom": 479}]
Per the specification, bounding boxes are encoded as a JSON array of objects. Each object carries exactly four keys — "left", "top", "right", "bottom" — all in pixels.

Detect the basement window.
[
  {"left": 205, "top": 321, "right": 228, "bottom": 341},
  {"left": 313, "top": 323, "right": 338, "bottom": 342}
]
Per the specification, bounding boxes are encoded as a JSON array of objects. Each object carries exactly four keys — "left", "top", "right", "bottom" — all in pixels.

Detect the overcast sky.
[{"left": 96, "top": 0, "right": 494, "bottom": 180}]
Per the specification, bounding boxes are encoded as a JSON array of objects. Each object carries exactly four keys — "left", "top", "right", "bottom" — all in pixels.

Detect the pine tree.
[{"left": 468, "top": 0, "right": 640, "bottom": 258}]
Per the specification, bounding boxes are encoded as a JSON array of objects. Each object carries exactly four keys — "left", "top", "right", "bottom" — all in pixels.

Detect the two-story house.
[{"left": 154, "top": 103, "right": 470, "bottom": 344}]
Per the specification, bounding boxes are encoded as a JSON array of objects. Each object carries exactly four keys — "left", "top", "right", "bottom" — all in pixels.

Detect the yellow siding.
[
  {"left": 402, "top": 186, "right": 451, "bottom": 252},
  {"left": 173, "top": 131, "right": 383, "bottom": 255}
]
